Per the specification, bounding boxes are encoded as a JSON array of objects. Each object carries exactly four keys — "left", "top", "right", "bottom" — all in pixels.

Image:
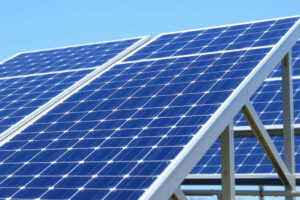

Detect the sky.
[
  {"left": 0, "top": 0, "right": 299, "bottom": 61},
  {"left": 0, "top": 1, "right": 299, "bottom": 199}
]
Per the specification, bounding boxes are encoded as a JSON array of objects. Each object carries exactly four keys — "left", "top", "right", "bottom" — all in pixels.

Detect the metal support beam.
[
  {"left": 220, "top": 123, "right": 235, "bottom": 200},
  {"left": 241, "top": 100, "right": 294, "bottom": 188},
  {"left": 183, "top": 189, "right": 300, "bottom": 197},
  {"left": 281, "top": 52, "right": 296, "bottom": 200},
  {"left": 170, "top": 187, "right": 187, "bottom": 200},
  {"left": 259, "top": 185, "right": 264, "bottom": 200}
]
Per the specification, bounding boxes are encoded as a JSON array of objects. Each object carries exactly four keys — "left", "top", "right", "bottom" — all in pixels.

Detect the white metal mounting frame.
[
  {"left": 159, "top": 19, "right": 300, "bottom": 200},
  {"left": 180, "top": 52, "right": 297, "bottom": 200}
]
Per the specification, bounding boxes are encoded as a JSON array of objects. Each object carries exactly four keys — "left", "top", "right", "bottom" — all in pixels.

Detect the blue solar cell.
[{"left": 0, "top": 38, "right": 140, "bottom": 78}]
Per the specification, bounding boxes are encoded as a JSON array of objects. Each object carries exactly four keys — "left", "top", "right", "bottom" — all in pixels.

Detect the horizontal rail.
[{"left": 183, "top": 189, "right": 300, "bottom": 197}]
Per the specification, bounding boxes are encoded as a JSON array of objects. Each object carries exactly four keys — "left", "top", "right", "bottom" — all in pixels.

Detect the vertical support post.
[
  {"left": 259, "top": 185, "right": 264, "bottom": 200},
  {"left": 281, "top": 52, "right": 295, "bottom": 200},
  {"left": 221, "top": 122, "right": 235, "bottom": 200}
]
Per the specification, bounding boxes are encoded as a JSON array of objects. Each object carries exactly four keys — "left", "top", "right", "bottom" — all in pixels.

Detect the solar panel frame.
[
  {"left": 0, "top": 36, "right": 151, "bottom": 144},
  {"left": 140, "top": 17, "right": 300, "bottom": 199}
]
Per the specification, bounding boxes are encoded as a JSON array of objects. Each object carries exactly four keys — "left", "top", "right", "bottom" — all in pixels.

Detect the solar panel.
[
  {"left": 268, "top": 40, "right": 300, "bottom": 78},
  {"left": 0, "top": 70, "right": 92, "bottom": 133},
  {"left": 0, "top": 16, "right": 298, "bottom": 199},
  {"left": 189, "top": 41, "right": 300, "bottom": 181},
  {"left": 234, "top": 78, "right": 300, "bottom": 127},
  {"left": 0, "top": 37, "right": 148, "bottom": 137},
  {"left": 125, "top": 17, "right": 299, "bottom": 61},
  {"left": 233, "top": 42, "right": 300, "bottom": 130},
  {"left": 0, "top": 38, "right": 141, "bottom": 78}
]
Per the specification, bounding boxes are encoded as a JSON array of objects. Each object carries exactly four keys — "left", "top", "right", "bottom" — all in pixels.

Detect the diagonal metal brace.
[{"left": 241, "top": 100, "right": 294, "bottom": 189}]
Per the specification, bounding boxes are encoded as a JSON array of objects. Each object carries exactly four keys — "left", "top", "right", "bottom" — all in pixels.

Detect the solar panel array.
[
  {"left": 191, "top": 41, "right": 300, "bottom": 175},
  {"left": 126, "top": 18, "right": 298, "bottom": 61},
  {"left": 0, "top": 16, "right": 297, "bottom": 199},
  {"left": 0, "top": 70, "right": 92, "bottom": 134},
  {"left": 234, "top": 41, "right": 300, "bottom": 127},
  {"left": 0, "top": 39, "right": 140, "bottom": 78},
  {"left": 0, "top": 38, "right": 144, "bottom": 136}
]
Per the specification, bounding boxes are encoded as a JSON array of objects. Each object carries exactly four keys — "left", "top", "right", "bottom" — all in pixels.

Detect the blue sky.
[{"left": 0, "top": 0, "right": 299, "bottom": 61}]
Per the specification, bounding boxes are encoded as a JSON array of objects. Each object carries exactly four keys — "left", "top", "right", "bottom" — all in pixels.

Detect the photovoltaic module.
[{"left": 0, "top": 16, "right": 298, "bottom": 199}]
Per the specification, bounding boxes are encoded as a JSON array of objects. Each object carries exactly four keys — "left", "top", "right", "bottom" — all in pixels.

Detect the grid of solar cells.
[
  {"left": 193, "top": 41, "right": 300, "bottom": 176},
  {"left": 0, "top": 46, "right": 272, "bottom": 199},
  {"left": 234, "top": 78, "right": 300, "bottom": 126},
  {"left": 0, "top": 70, "right": 92, "bottom": 134},
  {"left": 191, "top": 135, "right": 300, "bottom": 174},
  {"left": 0, "top": 38, "right": 139, "bottom": 78},
  {"left": 268, "top": 40, "right": 300, "bottom": 78},
  {"left": 125, "top": 17, "right": 299, "bottom": 61}
]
